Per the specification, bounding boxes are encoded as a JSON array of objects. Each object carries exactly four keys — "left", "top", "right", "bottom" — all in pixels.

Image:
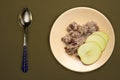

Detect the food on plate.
[
  {"left": 61, "top": 21, "right": 99, "bottom": 55},
  {"left": 78, "top": 31, "right": 109, "bottom": 64},
  {"left": 86, "top": 34, "right": 106, "bottom": 51},
  {"left": 61, "top": 21, "right": 109, "bottom": 65},
  {"left": 77, "top": 42, "right": 101, "bottom": 65},
  {"left": 93, "top": 31, "right": 109, "bottom": 43}
]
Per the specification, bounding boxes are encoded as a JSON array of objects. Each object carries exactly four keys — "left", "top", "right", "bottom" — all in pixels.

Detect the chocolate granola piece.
[
  {"left": 83, "top": 21, "right": 99, "bottom": 34},
  {"left": 67, "top": 22, "right": 79, "bottom": 32},
  {"left": 61, "top": 35, "right": 72, "bottom": 45},
  {"left": 69, "top": 31, "right": 82, "bottom": 38},
  {"left": 65, "top": 44, "right": 79, "bottom": 55}
]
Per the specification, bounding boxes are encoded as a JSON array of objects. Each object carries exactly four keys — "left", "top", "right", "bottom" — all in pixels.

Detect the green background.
[{"left": 0, "top": 0, "right": 119, "bottom": 80}]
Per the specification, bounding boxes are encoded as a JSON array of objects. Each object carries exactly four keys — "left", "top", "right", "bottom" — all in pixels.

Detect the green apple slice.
[
  {"left": 78, "top": 42, "right": 101, "bottom": 65},
  {"left": 93, "top": 31, "right": 109, "bottom": 43},
  {"left": 86, "top": 34, "right": 106, "bottom": 51}
]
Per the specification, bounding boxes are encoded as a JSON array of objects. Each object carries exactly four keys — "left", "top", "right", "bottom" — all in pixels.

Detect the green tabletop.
[{"left": 0, "top": 0, "right": 119, "bottom": 80}]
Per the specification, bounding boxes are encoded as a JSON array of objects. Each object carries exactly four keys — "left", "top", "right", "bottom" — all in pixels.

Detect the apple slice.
[
  {"left": 77, "top": 42, "right": 101, "bottom": 65},
  {"left": 93, "top": 31, "right": 109, "bottom": 44},
  {"left": 86, "top": 34, "right": 106, "bottom": 51}
]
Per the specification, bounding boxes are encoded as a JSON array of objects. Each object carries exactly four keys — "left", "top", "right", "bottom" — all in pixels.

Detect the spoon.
[{"left": 18, "top": 8, "right": 32, "bottom": 72}]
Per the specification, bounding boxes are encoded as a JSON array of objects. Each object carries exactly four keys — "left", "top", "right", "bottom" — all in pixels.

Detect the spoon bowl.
[{"left": 19, "top": 8, "right": 32, "bottom": 29}]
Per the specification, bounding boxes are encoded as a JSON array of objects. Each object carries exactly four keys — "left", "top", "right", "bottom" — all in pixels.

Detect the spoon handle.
[
  {"left": 21, "top": 34, "right": 28, "bottom": 72},
  {"left": 22, "top": 46, "right": 28, "bottom": 72}
]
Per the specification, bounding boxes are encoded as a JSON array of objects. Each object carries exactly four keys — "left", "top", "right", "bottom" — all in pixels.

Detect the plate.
[{"left": 50, "top": 7, "right": 115, "bottom": 72}]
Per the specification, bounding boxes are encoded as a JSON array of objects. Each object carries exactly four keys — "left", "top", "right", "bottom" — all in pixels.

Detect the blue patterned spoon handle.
[
  {"left": 21, "top": 46, "right": 28, "bottom": 72},
  {"left": 21, "top": 33, "right": 28, "bottom": 72}
]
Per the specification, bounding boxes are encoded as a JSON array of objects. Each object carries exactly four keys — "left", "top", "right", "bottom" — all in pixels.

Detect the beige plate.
[{"left": 50, "top": 7, "right": 115, "bottom": 72}]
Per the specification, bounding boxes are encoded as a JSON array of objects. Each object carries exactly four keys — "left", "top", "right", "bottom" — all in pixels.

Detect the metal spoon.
[{"left": 18, "top": 8, "right": 32, "bottom": 72}]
